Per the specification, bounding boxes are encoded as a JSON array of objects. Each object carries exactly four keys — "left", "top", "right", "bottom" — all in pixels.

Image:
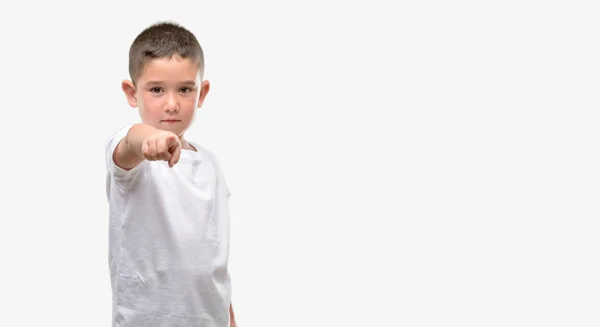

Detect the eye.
[
  {"left": 180, "top": 87, "right": 192, "bottom": 94},
  {"left": 150, "top": 87, "right": 163, "bottom": 93}
]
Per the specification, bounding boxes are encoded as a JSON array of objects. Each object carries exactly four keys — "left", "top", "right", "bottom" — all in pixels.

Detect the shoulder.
[
  {"left": 105, "top": 124, "right": 135, "bottom": 150},
  {"left": 189, "top": 142, "right": 231, "bottom": 197},
  {"left": 189, "top": 141, "right": 222, "bottom": 170},
  {"left": 105, "top": 123, "right": 144, "bottom": 181}
]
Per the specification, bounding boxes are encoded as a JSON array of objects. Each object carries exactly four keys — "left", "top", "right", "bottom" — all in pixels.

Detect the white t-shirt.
[{"left": 105, "top": 124, "right": 232, "bottom": 327}]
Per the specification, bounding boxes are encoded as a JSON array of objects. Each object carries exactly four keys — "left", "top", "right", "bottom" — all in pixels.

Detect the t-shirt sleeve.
[
  {"left": 219, "top": 165, "right": 232, "bottom": 199},
  {"left": 105, "top": 124, "right": 146, "bottom": 181},
  {"left": 209, "top": 152, "right": 232, "bottom": 199}
]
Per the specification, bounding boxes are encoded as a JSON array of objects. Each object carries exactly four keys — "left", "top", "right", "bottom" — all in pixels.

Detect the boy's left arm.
[{"left": 230, "top": 303, "right": 237, "bottom": 327}]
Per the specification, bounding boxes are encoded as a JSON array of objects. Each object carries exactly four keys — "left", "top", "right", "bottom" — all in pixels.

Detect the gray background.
[{"left": 0, "top": 1, "right": 598, "bottom": 326}]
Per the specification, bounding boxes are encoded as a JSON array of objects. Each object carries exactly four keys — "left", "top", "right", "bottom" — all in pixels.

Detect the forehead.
[{"left": 137, "top": 56, "right": 200, "bottom": 84}]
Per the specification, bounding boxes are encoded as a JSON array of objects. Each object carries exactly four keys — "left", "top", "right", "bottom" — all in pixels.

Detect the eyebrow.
[{"left": 145, "top": 80, "right": 197, "bottom": 86}]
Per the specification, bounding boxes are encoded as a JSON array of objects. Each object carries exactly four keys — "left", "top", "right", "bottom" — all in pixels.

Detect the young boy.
[{"left": 105, "top": 21, "right": 237, "bottom": 327}]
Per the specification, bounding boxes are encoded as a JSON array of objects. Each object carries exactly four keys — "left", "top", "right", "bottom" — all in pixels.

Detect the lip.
[{"left": 161, "top": 119, "right": 181, "bottom": 124}]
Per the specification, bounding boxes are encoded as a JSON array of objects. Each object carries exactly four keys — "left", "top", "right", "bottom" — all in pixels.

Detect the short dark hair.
[{"left": 128, "top": 21, "right": 204, "bottom": 85}]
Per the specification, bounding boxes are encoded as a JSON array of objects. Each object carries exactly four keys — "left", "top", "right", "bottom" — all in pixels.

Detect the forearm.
[{"left": 114, "top": 123, "right": 159, "bottom": 170}]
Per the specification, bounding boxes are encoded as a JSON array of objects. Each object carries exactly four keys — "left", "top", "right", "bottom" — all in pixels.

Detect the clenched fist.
[{"left": 141, "top": 131, "right": 182, "bottom": 168}]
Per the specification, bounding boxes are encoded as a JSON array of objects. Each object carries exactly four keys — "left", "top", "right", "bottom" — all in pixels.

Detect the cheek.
[
  {"left": 138, "top": 96, "right": 163, "bottom": 117},
  {"left": 182, "top": 97, "right": 199, "bottom": 111}
]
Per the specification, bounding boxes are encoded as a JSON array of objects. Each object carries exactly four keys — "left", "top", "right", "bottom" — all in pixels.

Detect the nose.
[{"left": 165, "top": 93, "right": 179, "bottom": 113}]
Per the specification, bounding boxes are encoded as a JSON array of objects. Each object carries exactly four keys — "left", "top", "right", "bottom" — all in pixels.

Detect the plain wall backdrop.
[{"left": 0, "top": 1, "right": 599, "bottom": 326}]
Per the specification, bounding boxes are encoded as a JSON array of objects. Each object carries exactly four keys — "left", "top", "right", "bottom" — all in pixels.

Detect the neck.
[{"left": 180, "top": 138, "right": 197, "bottom": 151}]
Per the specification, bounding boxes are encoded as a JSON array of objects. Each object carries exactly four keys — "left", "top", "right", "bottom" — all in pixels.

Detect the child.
[{"left": 105, "top": 21, "right": 237, "bottom": 327}]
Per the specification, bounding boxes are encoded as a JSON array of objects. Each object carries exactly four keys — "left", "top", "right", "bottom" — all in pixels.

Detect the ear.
[
  {"left": 197, "top": 80, "right": 211, "bottom": 108},
  {"left": 122, "top": 80, "right": 138, "bottom": 108}
]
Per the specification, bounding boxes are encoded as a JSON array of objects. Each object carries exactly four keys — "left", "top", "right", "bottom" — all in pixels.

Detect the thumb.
[{"left": 166, "top": 134, "right": 179, "bottom": 147}]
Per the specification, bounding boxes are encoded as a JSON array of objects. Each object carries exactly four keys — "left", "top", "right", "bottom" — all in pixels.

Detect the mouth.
[{"left": 161, "top": 119, "right": 181, "bottom": 124}]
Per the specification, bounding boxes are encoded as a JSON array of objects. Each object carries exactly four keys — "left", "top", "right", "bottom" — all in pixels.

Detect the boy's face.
[{"left": 122, "top": 55, "right": 209, "bottom": 138}]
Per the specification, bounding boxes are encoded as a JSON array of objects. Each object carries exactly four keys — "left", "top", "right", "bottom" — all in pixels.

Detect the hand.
[
  {"left": 229, "top": 304, "right": 237, "bottom": 327},
  {"left": 141, "top": 131, "right": 182, "bottom": 167}
]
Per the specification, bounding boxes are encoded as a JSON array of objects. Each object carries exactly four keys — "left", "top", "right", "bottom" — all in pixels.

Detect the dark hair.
[{"left": 128, "top": 21, "right": 204, "bottom": 85}]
